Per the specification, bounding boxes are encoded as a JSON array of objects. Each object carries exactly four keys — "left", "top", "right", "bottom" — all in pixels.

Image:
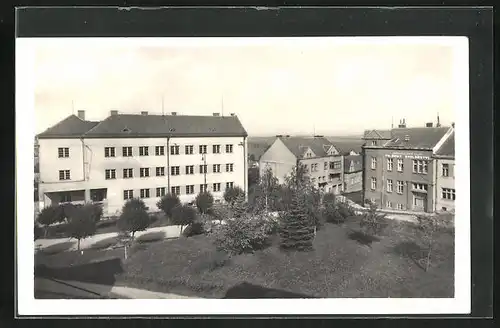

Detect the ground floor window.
[
  {"left": 156, "top": 187, "right": 166, "bottom": 197},
  {"left": 397, "top": 203, "right": 405, "bottom": 210},
  {"left": 441, "top": 188, "right": 455, "bottom": 201},
  {"left": 140, "top": 188, "right": 150, "bottom": 198},
  {"left": 386, "top": 201, "right": 392, "bottom": 209},
  {"left": 60, "top": 192, "right": 71, "bottom": 203},
  {"left": 123, "top": 190, "right": 134, "bottom": 200}
]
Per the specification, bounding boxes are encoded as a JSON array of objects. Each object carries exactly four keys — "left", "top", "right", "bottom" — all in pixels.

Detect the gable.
[
  {"left": 327, "top": 145, "right": 339, "bottom": 156},
  {"left": 303, "top": 147, "right": 316, "bottom": 158},
  {"left": 259, "top": 138, "right": 297, "bottom": 163}
]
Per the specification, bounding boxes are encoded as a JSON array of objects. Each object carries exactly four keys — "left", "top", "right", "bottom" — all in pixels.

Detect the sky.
[{"left": 33, "top": 38, "right": 459, "bottom": 136}]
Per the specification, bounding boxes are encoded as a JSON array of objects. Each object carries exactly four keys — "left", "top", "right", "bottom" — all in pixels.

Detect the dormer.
[
  {"left": 302, "top": 147, "right": 316, "bottom": 158},
  {"left": 326, "top": 145, "right": 339, "bottom": 156}
]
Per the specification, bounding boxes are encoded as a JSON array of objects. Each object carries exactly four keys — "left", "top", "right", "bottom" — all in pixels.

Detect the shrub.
[
  {"left": 182, "top": 221, "right": 205, "bottom": 237},
  {"left": 279, "top": 192, "right": 315, "bottom": 251},
  {"left": 324, "top": 200, "right": 355, "bottom": 224},
  {"left": 195, "top": 191, "right": 214, "bottom": 214},
  {"left": 157, "top": 193, "right": 180, "bottom": 218},
  {"left": 415, "top": 215, "right": 439, "bottom": 271},
  {"left": 66, "top": 204, "right": 98, "bottom": 251},
  {"left": 37, "top": 206, "right": 65, "bottom": 228},
  {"left": 210, "top": 204, "right": 230, "bottom": 224},
  {"left": 223, "top": 186, "right": 245, "bottom": 205},
  {"left": 214, "top": 214, "right": 272, "bottom": 255},
  {"left": 117, "top": 198, "right": 150, "bottom": 239},
  {"left": 230, "top": 193, "right": 247, "bottom": 219},
  {"left": 171, "top": 204, "right": 197, "bottom": 234},
  {"left": 322, "top": 192, "right": 336, "bottom": 205},
  {"left": 34, "top": 223, "right": 43, "bottom": 241},
  {"left": 359, "top": 201, "right": 388, "bottom": 237}
]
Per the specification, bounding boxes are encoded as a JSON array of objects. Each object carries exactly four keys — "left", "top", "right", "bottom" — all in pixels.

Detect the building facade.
[
  {"left": 259, "top": 136, "right": 344, "bottom": 194},
  {"left": 37, "top": 110, "right": 248, "bottom": 215},
  {"left": 433, "top": 131, "right": 455, "bottom": 213},
  {"left": 362, "top": 122, "right": 454, "bottom": 213},
  {"left": 343, "top": 155, "right": 363, "bottom": 194}
]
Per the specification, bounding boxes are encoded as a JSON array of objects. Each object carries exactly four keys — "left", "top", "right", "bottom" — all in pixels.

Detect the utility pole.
[
  {"left": 202, "top": 153, "right": 207, "bottom": 186},
  {"left": 162, "top": 95, "right": 165, "bottom": 116},
  {"left": 221, "top": 95, "right": 224, "bottom": 117}
]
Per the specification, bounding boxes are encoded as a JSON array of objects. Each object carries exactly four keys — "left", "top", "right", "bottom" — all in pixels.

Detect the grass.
[
  {"left": 34, "top": 215, "right": 454, "bottom": 299},
  {"left": 343, "top": 191, "right": 364, "bottom": 206},
  {"left": 39, "top": 241, "right": 75, "bottom": 255},
  {"left": 135, "top": 231, "right": 166, "bottom": 244},
  {"left": 90, "top": 236, "right": 119, "bottom": 250}
]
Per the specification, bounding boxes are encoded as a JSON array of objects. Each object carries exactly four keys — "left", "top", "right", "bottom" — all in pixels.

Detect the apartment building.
[
  {"left": 259, "top": 136, "right": 344, "bottom": 194},
  {"left": 433, "top": 130, "right": 455, "bottom": 213},
  {"left": 343, "top": 155, "right": 363, "bottom": 194},
  {"left": 37, "top": 110, "right": 248, "bottom": 215},
  {"left": 362, "top": 120, "right": 454, "bottom": 213}
]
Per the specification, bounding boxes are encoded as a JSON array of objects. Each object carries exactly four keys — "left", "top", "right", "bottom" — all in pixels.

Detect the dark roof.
[
  {"left": 38, "top": 113, "right": 247, "bottom": 139},
  {"left": 37, "top": 115, "right": 99, "bottom": 139},
  {"left": 363, "top": 129, "right": 392, "bottom": 140},
  {"left": 344, "top": 155, "right": 363, "bottom": 173},
  {"left": 383, "top": 127, "right": 450, "bottom": 150},
  {"left": 331, "top": 140, "right": 365, "bottom": 155},
  {"left": 280, "top": 137, "right": 336, "bottom": 158},
  {"left": 435, "top": 131, "right": 455, "bottom": 157}
]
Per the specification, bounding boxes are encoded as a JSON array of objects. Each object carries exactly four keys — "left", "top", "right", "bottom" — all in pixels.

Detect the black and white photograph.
[{"left": 15, "top": 7, "right": 486, "bottom": 317}]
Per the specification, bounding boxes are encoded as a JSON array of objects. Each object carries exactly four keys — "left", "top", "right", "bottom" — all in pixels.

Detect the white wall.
[
  {"left": 435, "top": 158, "right": 455, "bottom": 212},
  {"left": 38, "top": 138, "right": 85, "bottom": 183},
  {"left": 258, "top": 138, "right": 296, "bottom": 184}
]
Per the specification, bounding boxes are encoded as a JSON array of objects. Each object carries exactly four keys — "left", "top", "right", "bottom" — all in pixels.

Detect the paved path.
[
  {"left": 35, "top": 277, "right": 196, "bottom": 299},
  {"left": 35, "top": 225, "right": 183, "bottom": 251}
]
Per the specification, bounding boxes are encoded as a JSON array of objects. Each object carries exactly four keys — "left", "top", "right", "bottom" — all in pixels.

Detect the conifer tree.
[
  {"left": 230, "top": 192, "right": 247, "bottom": 219},
  {"left": 279, "top": 191, "right": 315, "bottom": 251}
]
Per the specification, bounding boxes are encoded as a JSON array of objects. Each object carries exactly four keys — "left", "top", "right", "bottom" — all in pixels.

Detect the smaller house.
[
  {"left": 343, "top": 155, "right": 363, "bottom": 194},
  {"left": 433, "top": 130, "right": 455, "bottom": 213}
]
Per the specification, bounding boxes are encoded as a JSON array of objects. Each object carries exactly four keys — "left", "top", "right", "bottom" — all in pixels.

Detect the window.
[
  {"left": 370, "top": 177, "right": 377, "bottom": 190},
  {"left": 122, "top": 147, "right": 133, "bottom": 157},
  {"left": 185, "top": 145, "right": 194, "bottom": 155},
  {"left": 140, "top": 188, "right": 150, "bottom": 198},
  {"left": 397, "top": 181, "right": 404, "bottom": 194},
  {"left": 60, "top": 192, "right": 71, "bottom": 203},
  {"left": 387, "top": 158, "right": 393, "bottom": 171},
  {"left": 226, "top": 163, "right": 234, "bottom": 172},
  {"left": 104, "top": 147, "right": 115, "bottom": 158},
  {"left": 185, "top": 165, "right": 194, "bottom": 175},
  {"left": 155, "top": 146, "right": 165, "bottom": 156},
  {"left": 200, "top": 165, "right": 207, "bottom": 174},
  {"left": 156, "top": 187, "right": 166, "bottom": 197},
  {"left": 397, "top": 203, "right": 405, "bottom": 210},
  {"left": 170, "top": 145, "right": 180, "bottom": 155},
  {"left": 412, "top": 183, "right": 428, "bottom": 191},
  {"left": 58, "top": 170, "right": 70, "bottom": 180},
  {"left": 213, "top": 183, "right": 221, "bottom": 192},
  {"left": 442, "top": 188, "right": 455, "bottom": 200},
  {"left": 213, "top": 145, "right": 221, "bottom": 154},
  {"left": 58, "top": 147, "right": 70, "bottom": 158},
  {"left": 442, "top": 163, "right": 450, "bottom": 177},
  {"left": 123, "top": 168, "right": 133, "bottom": 178},
  {"left": 139, "top": 146, "right": 149, "bottom": 156},
  {"left": 171, "top": 166, "right": 180, "bottom": 176},
  {"left": 105, "top": 169, "right": 116, "bottom": 180},
  {"left": 304, "top": 164, "right": 309, "bottom": 172},
  {"left": 140, "top": 168, "right": 150, "bottom": 177},
  {"left": 386, "top": 201, "right": 392, "bottom": 209},
  {"left": 371, "top": 140, "right": 377, "bottom": 146},
  {"left": 397, "top": 158, "right": 404, "bottom": 172},
  {"left": 156, "top": 167, "right": 165, "bottom": 177},
  {"left": 412, "top": 160, "right": 428, "bottom": 174},
  {"left": 200, "top": 184, "right": 208, "bottom": 193},
  {"left": 371, "top": 157, "right": 377, "bottom": 169},
  {"left": 324, "top": 162, "right": 328, "bottom": 170},
  {"left": 171, "top": 186, "right": 180, "bottom": 195},
  {"left": 226, "top": 144, "right": 233, "bottom": 153},
  {"left": 199, "top": 145, "right": 207, "bottom": 154},
  {"left": 386, "top": 179, "right": 393, "bottom": 192},
  {"left": 123, "top": 190, "right": 134, "bottom": 200},
  {"left": 311, "top": 163, "right": 319, "bottom": 172},
  {"left": 213, "top": 164, "right": 221, "bottom": 173},
  {"left": 329, "top": 161, "right": 341, "bottom": 170},
  {"left": 186, "top": 185, "right": 195, "bottom": 195},
  {"left": 226, "top": 182, "right": 234, "bottom": 189}
]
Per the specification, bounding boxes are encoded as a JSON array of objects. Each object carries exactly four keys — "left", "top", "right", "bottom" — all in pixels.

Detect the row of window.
[
  {"left": 370, "top": 157, "right": 429, "bottom": 174},
  {"left": 384, "top": 201, "right": 406, "bottom": 210},
  {"left": 370, "top": 177, "right": 455, "bottom": 201},
  {"left": 123, "top": 182, "right": 235, "bottom": 200},
  {"left": 306, "top": 161, "right": 342, "bottom": 172}
]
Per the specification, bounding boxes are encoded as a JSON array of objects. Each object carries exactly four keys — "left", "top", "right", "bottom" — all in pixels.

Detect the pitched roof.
[
  {"left": 280, "top": 137, "right": 337, "bottom": 158},
  {"left": 363, "top": 129, "right": 392, "bottom": 140},
  {"left": 331, "top": 140, "right": 365, "bottom": 155},
  {"left": 37, "top": 115, "right": 99, "bottom": 139},
  {"left": 38, "top": 113, "right": 247, "bottom": 139},
  {"left": 435, "top": 131, "right": 455, "bottom": 157},
  {"left": 344, "top": 155, "right": 363, "bottom": 173},
  {"left": 383, "top": 127, "right": 450, "bottom": 150}
]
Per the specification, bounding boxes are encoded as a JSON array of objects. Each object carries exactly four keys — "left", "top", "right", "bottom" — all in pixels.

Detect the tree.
[
  {"left": 229, "top": 192, "right": 248, "bottom": 219},
  {"left": 248, "top": 167, "right": 260, "bottom": 188},
  {"left": 171, "top": 204, "right": 197, "bottom": 234},
  {"left": 416, "top": 215, "right": 439, "bottom": 272},
  {"left": 36, "top": 205, "right": 65, "bottom": 237},
  {"left": 34, "top": 223, "right": 42, "bottom": 241},
  {"left": 195, "top": 191, "right": 214, "bottom": 214},
  {"left": 223, "top": 186, "right": 245, "bottom": 205},
  {"left": 157, "top": 193, "right": 180, "bottom": 218},
  {"left": 280, "top": 191, "right": 315, "bottom": 251},
  {"left": 117, "top": 198, "right": 150, "bottom": 239},
  {"left": 359, "top": 200, "right": 388, "bottom": 237},
  {"left": 259, "top": 166, "right": 280, "bottom": 212},
  {"left": 66, "top": 203, "right": 99, "bottom": 251}
]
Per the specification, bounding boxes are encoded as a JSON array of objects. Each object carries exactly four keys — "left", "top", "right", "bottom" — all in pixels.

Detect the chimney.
[
  {"left": 276, "top": 135, "right": 283, "bottom": 138},
  {"left": 110, "top": 110, "right": 118, "bottom": 116},
  {"left": 213, "top": 113, "right": 220, "bottom": 117},
  {"left": 77, "top": 110, "right": 85, "bottom": 120},
  {"left": 426, "top": 122, "right": 433, "bottom": 127},
  {"left": 230, "top": 113, "right": 235, "bottom": 116},
  {"left": 404, "top": 135, "right": 410, "bottom": 142},
  {"left": 171, "top": 112, "right": 177, "bottom": 116},
  {"left": 141, "top": 111, "right": 148, "bottom": 116},
  {"left": 398, "top": 118, "right": 406, "bottom": 128},
  {"left": 314, "top": 135, "right": 324, "bottom": 138},
  {"left": 452, "top": 122, "right": 455, "bottom": 128}
]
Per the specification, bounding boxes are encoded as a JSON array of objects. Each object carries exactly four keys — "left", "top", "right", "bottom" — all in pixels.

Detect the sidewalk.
[{"left": 35, "top": 277, "right": 196, "bottom": 299}]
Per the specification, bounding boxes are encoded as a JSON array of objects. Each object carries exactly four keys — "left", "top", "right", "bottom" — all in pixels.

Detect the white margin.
[{"left": 16, "top": 36, "right": 470, "bottom": 316}]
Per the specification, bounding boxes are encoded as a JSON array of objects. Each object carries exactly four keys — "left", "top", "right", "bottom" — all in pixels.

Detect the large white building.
[
  {"left": 37, "top": 110, "right": 248, "bottom": 215},
  {"left": 259, "top": 136, "right": 344, "bottom": 194}
]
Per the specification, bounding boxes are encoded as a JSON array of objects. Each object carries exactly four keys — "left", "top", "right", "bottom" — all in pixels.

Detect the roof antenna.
[
  {"left": 436, "top": 112, "right": 441, "bottom": 127},
  {"left": 391, "top": 116, "right": 394, "bottom": 129},
  {"left": 313, "top": 123, "right": 316, "bottom": 137},
  {"left": 72, "top": 100, "right": 74, "bottom": 115},
  {"left": 161, "top": 95, "right": 165, "bottom": 116}
]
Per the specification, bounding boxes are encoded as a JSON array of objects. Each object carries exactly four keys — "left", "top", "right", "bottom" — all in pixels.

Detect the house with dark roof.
[
  {"left": 362, "top": 119, "right": 454, "bottom": 213},
  {"left": 433, "top": 131, "right": 455, "bottom": 213},
  {"left": 343, "top": 155, "right": 363, "bottom": 194},
  {"left": 36, "top": 110, "right": 248, "bottom": 215},
  {"left": 258, "top": 136, "right": 344, "bottom": 194}
]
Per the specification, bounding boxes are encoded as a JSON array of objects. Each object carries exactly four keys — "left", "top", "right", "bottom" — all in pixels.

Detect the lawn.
[{"left": 36, "top": 216, "right": 454, "bottom": 299}]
